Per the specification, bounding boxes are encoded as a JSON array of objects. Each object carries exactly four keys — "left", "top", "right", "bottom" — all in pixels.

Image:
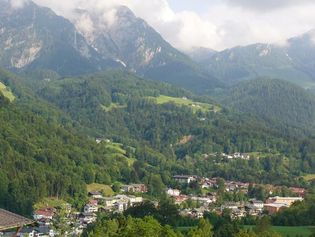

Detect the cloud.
[
  {"left": 12, "top": 0, "right": 315, "bottom": 50},
  {"left": 10, "top": 0, "right": 28, "bottom": 8},
  {"left": 224, "top": 0, "right": 314, "bottom": 11}
]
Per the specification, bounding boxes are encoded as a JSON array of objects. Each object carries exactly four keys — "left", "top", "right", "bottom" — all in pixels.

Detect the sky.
[{"left": 12, "top": 0, "right": 315, "bottom": 51}]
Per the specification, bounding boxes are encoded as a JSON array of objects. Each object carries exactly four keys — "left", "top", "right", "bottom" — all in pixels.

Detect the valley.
[{"left": 0, "top": 1, "right": 315, "bottom": 237}]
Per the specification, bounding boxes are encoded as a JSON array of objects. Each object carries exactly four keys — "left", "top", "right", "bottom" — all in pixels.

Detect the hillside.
[
  {"left": 218, "top": 78, "right": 315, "bottom": 131},
  {"left": 1, "top": 68, "right": 315, "bottom": 216},
  {"left": 200, "top": 30, "right": 315, "bottom": 89}
]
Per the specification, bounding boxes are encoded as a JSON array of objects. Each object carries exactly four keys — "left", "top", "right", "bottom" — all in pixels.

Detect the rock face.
[
  {"left": 0, "top": 1, "right": 221, "bottom": 93},
  {"left": 0, "top": 0, "right": 117, "bottom": 75},
  {"left": 72, "top": 6, "right": 189, "bottom": 72}
]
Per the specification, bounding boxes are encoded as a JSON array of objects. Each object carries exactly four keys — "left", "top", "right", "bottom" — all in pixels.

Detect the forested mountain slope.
[
  {"left": 199, "top": 30, "right": 315, "bottom": 89},
  {"left": 218, "top": 78, "right": 315, "bottom": 131},
  {"left": 1, "top": 68, "right": 315, "bottom": 216}
]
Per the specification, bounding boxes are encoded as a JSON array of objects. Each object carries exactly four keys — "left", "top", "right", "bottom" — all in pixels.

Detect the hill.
[
  {"left": 1, "top": 68, "right": 315, "bottom": 216},
  {"left": 217, "top": 78, "right": 315, "bottom": 131}
]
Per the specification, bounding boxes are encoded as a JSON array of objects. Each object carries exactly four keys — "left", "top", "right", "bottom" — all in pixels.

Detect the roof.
[
  {"left": 34, "top": 210, "right": 54, "bottom": 217},
  {"left": 0, "top": 209, "right": 34, "bottom": 231}
]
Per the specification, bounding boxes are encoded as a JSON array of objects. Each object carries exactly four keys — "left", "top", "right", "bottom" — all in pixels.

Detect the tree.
[{"left": 196, "top": 219, "right": 213, "bottom": 237}]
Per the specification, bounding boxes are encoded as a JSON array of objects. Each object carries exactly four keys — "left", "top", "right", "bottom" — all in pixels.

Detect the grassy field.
[
  {"left": 33, "top": 197, "right": 68, "bottom": 210},
  {"left": 244, "top": 225, "right": 315, "bottom": 237},
  {"left": 102, "top": 103, "right": 127, "bottom": 112},
  {"left": 303, "top": 174, "right": 315, "bottom": 181},
  {"left": 104, "top": 142, "right": 136, "bottom": 166},
  {"left": 148, "top": 95, "right": 220, "bottom": 113},
  {"left": 0, "top": 82, "right": 15, "bottom": 101},
  {"left": 87, "top": 183, "right": 114, "bottom": 196}
]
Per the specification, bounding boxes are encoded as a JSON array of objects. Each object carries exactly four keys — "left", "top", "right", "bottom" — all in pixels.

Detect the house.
[
  {"left": 121, "top": 184, "right": 147, "bottom": 193},
  {"left": 80, "top": 213, "right": 97, "bottom": 224},
  {"left": 84, "top": 204, "right": 98, "bottom": 213},
  {"left": 200, "top": 178, "right": 218, "bottom": 189},
  {"left": 88, "top": 191, "right": 103, "bottom": 199},
  {"left": 174, "top": 195, "right": 189, "bottom": 205},
  {"left": 166, "top": 188, "right": 180, "bottom": 197},
  {"left": 190, "top": 196, "right": 216, "bottom": 206},
  {"left": 245, "top": 200, "right": 264, "bottom": 216},
  {"left": 221, "top": 202, "right": 242, "bottom": 211},
  {"left": 103, "top": 195, "right": 143, "bottom": 212},
  {"left": 249, "top": 200, "right": 264, "bottom": 209},
  {"left": 289, "top": 187, "right": 306, "bottom": 197},
  {"left": 173, "top": 175, "right": 197, "bottom": 184},
  {"left": 33, "top": 209, "right": 54, "bottom": 221},
  {"left": 18, "top": 227, "right": 55, "bottom": 237}
]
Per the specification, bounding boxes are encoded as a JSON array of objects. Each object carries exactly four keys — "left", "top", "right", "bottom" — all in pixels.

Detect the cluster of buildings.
[
  {"left": 203, "top": 152, "right": 251, "bottom": 160},
  {"left": 170, "top": 175, "right": 305, "bottom": 219},
  {"left": 14, "top": 183, "right": 148, "bottom": 237}
]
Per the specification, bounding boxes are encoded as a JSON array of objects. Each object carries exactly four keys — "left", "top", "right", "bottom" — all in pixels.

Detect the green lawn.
[
  {"left": 34, "top": 197, "right": 68, "bottom": 210},
  {"left": 244, "top": 225, "right": 315, "bottom": 237},
  {"left": 87, "top": 183, "right": 114, "bottom": 197},
  {"left": 303, "top": 174, "right": 315, "bottom": 181},
  {"left": 102, "top": 103, "right": 127, "bottom": 112},
  {"left": 0, "top": 82, "right": 15, "bottom": 102},
  {"left": 148, "top": 95, "right": 220, "bottom": 113}
]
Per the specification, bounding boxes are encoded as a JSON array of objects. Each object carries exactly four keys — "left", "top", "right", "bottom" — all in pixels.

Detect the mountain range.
[
  {"left": 197, "top": 30, "right": 315, "bottom": 89},
  {"left": 0, "top": 0, "right": 221, "bottom": 93}
]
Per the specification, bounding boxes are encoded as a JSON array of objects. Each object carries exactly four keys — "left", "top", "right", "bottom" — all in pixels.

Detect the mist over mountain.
[
  {"left": 199, "top": 30, "right": 315, "bottom": 89},
  {"left": 0, "top": 0, "right": 222, "bottom": 93},
  {"left": 0, "top": 0, "right": 119, "bottom": 75}
]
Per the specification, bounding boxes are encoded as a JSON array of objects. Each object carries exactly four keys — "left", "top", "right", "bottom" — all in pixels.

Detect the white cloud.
[
  {"left": 12, "top": 0, "right": 315, "bottom": 50},
  {"left": 10, "top": 0, "right": 27, "bottom": 8}
]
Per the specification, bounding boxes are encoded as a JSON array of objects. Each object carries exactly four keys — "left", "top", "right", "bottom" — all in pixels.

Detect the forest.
[{"left": 0, "top": 68, "right": 315, "bottom": 216}]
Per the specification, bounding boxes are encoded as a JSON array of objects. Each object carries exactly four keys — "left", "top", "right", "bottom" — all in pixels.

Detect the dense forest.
[
  {"left": 217, "top": 78, "right": 315, "bottom": 133},
  {"left": 0, "top": 68, "right": 315, "bottom": 215}
]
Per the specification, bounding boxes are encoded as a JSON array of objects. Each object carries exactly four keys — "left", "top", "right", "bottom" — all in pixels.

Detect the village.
[{"left": 1, "top": 175, "right": 306, "bottom": 237}]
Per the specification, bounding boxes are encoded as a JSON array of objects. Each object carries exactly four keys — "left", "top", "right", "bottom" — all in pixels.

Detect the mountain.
[
  {"left": 217, "top": 78, "right": 315, "bottom": 131},
  {"left": 185, "top": 47, "right": 217, "bottom": 63},
  {"left": 200, "top": 30, "right": 315, "bottom": 88},
  {"left": 0, "top": 0, "right": 118, "bottom": 76},
  {"left": 0, "top": 1, "right": 222, "bottom": 93},
  {"left": 71, "top": 6, "right": 222, "bottom": 93}
]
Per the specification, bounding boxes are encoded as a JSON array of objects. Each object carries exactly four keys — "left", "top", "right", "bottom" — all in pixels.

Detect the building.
[
  {"left": 264, "top": 196, "right": 303, "bottom": 214},
  {"left": 174, "top": 195, "right": 189, "bottom": 205},
  {"left": 0, "top": 209, "right": 34, "bottom": 235},
  {"left": 88, "top": 191, "right": 103, "bottom": 199},
  {"left": 173, "top": 175, "right": 197, "bottom": 184},
  {"left": 121, "top": 184, "right": 147, "bottom": 193},
  {"left": 103, "top": 195, "right": 143, "bottom": 212},
  {"left": 166, "top": 188, "right": 180, "bottom": 197},
  {"left": 33, "top": 209, "right": 54, "bottom": 221},
  {"left": 289, "top": 187, "right": 306, "bottom": 197},
  {"left": 264, "top": 203, "right": 288, "bottom": 215},
  {"left": 84, "top": 204, "right": 98, "bottom": 213},
  {"left": 266, "top": 196, "right": 303, "bottom": 206}
]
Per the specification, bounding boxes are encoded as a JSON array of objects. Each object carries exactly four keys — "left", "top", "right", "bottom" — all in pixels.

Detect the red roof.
[
  {"left": 34, "top": 210, "right": 54, "bottom": 217},
  {"left": 89, "top": 200, "right": 98, "bottom": 205}
]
